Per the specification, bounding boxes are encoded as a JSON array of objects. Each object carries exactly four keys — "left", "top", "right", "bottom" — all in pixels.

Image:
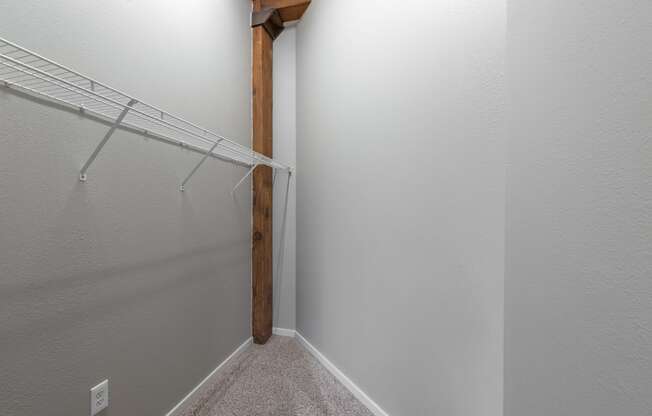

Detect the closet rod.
[{"left": 0, "top": 36, "right": 292, "bottom": 187}]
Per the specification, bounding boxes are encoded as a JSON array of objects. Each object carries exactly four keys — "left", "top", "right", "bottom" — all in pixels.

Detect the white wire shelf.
[{"left": 0, "top": 36, "right": 290, "bottom": 190}]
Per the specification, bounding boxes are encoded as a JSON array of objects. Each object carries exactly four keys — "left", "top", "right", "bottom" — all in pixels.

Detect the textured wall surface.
[
  {"left": 273, "top": 27, "right": 297, "bottom": 331},
  {"left": 505, "top": 1, "right": 652, "bottom": 415},
  {"left": 0, "top": 1, "right": 253, "bottom": 415},
  {"left": 295, "top": 1, "right": 505, "bottom": 415}
]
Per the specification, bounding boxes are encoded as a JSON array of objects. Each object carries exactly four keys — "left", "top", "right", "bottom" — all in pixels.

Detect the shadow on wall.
[
  {"left": 0, "top": 88, "right": 251, "bottom": 354},
  {"left": 0, "top": 180, "right": 248, "bottom": 352}
]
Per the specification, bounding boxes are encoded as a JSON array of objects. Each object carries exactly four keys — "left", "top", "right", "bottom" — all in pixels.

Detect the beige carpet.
[{"left": 180, "top": 335, "right": 374, "bottom": 416}]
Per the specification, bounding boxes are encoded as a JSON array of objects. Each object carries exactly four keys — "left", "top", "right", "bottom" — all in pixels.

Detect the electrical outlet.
[{"left": 90, "top": 379, "right": 109, "bottom": 416}]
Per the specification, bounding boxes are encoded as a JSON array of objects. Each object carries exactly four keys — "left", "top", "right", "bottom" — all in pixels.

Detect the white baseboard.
[
  {"left": 273, "top": 327, "right": 297, "bottom": 337},
  {"left": 295, "top": 332, "right": 390, "bottom": 416},
  {"left": 165, "top": 337, "right": 253, "bottom": 416}
]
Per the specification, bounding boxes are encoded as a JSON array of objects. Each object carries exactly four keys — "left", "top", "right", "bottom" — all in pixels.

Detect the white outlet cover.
[{"left": 90, "top": 379, "right": 109, "bottom": 416}]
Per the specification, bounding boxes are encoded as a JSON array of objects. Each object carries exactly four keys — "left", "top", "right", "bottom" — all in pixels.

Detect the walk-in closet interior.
[{"left": 1, "top": 1, "right": 651, "bottom": 415}]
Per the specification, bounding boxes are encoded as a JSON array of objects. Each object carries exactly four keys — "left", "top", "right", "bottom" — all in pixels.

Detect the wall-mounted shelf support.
[
  {"left": 180, "top": 138, "right": 223, "bottom": 191},
  {"left": 79, "top": 99, "right": 137, "bottom": 182},
  {"left": 232, "top": 164, "right": 258, "bottom": 194}
]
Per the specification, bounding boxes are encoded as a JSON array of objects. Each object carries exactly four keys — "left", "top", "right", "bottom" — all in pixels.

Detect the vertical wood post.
[
  {"left": 251, "top": 0, "right": 275, "bottom": 344},
  {"left": 251, "top": 0, "right": 310, "bottom": 345}
]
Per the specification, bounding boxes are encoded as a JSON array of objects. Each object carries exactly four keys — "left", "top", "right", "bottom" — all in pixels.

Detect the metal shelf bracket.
[
  {"left": 232, "top": 164, "right": 259, "bottom": 194},
  {"left": 79, "top": 99, "right": 137, "bottom": 181},
  {"left": 180, "top": 138, "right": 223, "bottom": 192}
]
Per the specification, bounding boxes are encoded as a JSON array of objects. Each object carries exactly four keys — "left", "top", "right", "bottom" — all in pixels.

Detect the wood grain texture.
[
  {"left": 261, "top": 0, "right": 310, "bottom": 9},
  {"left": 261, "top": 0, "right": 311, "bottom": 22},
  {"left": 251, "top": 20, "right": 274, "bottom": 345},
  {"left": 252, "top": 8, "right": 285, "bottom": 40}
]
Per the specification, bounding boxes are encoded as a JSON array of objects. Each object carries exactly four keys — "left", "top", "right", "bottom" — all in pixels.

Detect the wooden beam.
[
  {"left": 252, "top": 7, "right": 285, "bottom": 40},
  {"left": 250, "top": 0, "right": 310, "bottom": 345},
  {"left": 251, "top": 0, "right": 274, "bottom": 345},
  {"left": 261, "top": 0, "right": 311, "bottom": 22},
  {"left": 260, "top": 0, "right": 311, "bottom": 9}
]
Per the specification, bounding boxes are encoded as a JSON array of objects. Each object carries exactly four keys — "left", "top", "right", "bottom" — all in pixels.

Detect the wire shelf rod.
[
  {"left": 1, "top": 54, "right": 281, "bottom": 170},
  {"left": 0, "top": 36, "right": 291, "bottom": 176},
  {"left": 2, "top": 74, "right": 252, "bottom": 169},
  {"left": 0, "top": 37, "right": 287, "bottom": 170},
  {"left": 1, "top": 57, "right": 248, "bottom": 161}
]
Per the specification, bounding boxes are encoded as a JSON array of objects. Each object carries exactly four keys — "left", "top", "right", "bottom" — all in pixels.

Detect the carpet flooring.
[{"left": 180, "top": 335, "right": 374, "bottom": 416}]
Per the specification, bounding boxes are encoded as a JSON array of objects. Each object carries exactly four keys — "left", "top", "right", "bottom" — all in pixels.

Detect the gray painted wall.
[
  {"left": 295, "top": 1, "right": 505, "bottom": 415},
  {"left": 0, "top": 1, "right": 253, "bottom": 415},
  {"left": 273, "top": 27, "right": 297, "bottom": 331},
  {"left": 505, "top": 1, "right": 652, "bottom": 415}
]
